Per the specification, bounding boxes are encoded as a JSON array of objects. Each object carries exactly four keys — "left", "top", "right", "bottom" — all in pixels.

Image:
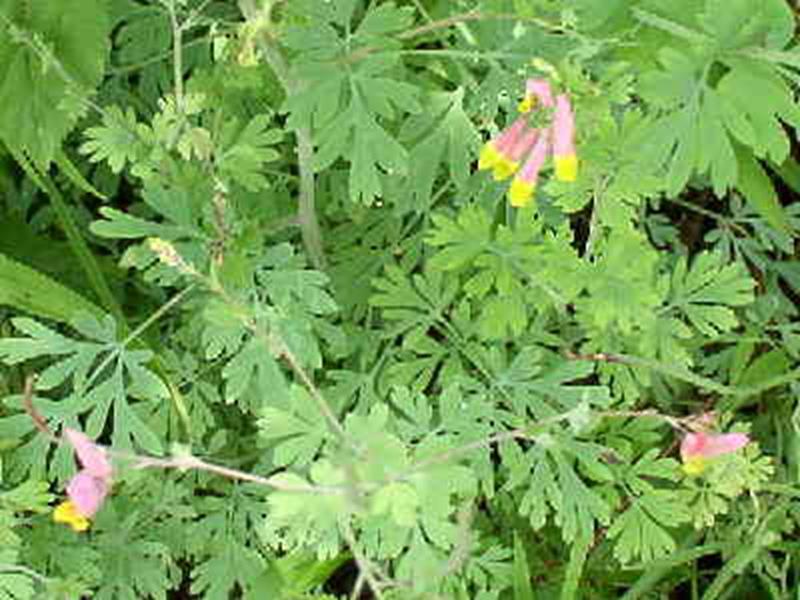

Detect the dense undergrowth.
[{"left": 1, "top": 1, "right": 800, "bottom": 598}]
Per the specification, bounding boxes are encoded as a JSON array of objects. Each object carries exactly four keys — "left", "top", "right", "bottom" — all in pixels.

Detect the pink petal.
[
  {"left": 508, "top": 127, "right": 539, "bottom": 162},
  {"left": 495, "top": 118, "right": 528, "bottom": 154},
  {"left": 518, "top": 128, "right": 550, "bottom": 183},
  {"left": 552, "top": 94, "right": 576, "bottom": 157},
  {"left": 65, "top": 428, "right": 112, "bottom": 479},
  {"left": 525, "top": 79, "right": 554, "bottom": 107},
  {"left": 681, "top": 432, "right": 749, "bottom": 461},
  {"left": 67, "top": 472, "right": 109, "bottom": 518}
]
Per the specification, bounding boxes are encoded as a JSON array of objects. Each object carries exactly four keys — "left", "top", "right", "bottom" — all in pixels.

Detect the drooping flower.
[
  {"left": 64, "top": 428, "right": 112, "bottom": 480},
  {"left": 478, "top": 78, "right": 579, "bottom": 207},
  {"left": 478, "top": 118, "right": 529, "bottom": 181},
  {"left": 552, "top": 94, "right": 578, "bottom": 182},
  {"left": 680, "top": 431, "right": 749, "bottom": 476},
  {"left": 508, "top": 129, "right": 549, "bottom": 208},
  {"left": 478, "top": 118, "right": 525, "bottom": 169},
  {"left": 53, "top": 428, "right": 113, "bottom": 531},
  {"left": 518, "top": 78, "right": 555, "bottom": 113},
  {"left": 492, "top": 125, "right": 539, "bottom": 181}
]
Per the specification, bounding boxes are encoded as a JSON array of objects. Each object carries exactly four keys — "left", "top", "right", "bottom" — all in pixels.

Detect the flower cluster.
[
  {"left": 53, "top": 428, "right": 113, "bottom": 532},
  {"left": 478, "top": 78, "right": 577, "bottom": 207},
  {"left": 680, "top": 431, "right": 749, "bottom": 476}
]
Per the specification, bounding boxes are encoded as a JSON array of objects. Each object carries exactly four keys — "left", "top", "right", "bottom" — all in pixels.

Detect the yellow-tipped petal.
[
  {"left": 682, "top": 457, "right": 706, "bottom": 477},
  {"left": 554, "top": 154, "right": 578, "bottom": 182},
  {"left": 492, "top": 158, "right": 519, "bottom": 181},
  {"left": 478, "top": 143, "right": 501, "bottom": 170},
  {"left": 508, "top": 178, "right": 535, "bottom": 207},
  {"left": 53, "top": 501, "right": 90, "bottom": 532},
  {"left": 517, "top": 95, "right": 535, "bottom": 114}
]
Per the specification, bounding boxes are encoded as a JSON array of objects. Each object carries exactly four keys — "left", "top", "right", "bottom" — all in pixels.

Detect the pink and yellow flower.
[
  {"left": 552, "top": 94, "right": 578, "bottom": 182},
  {"left": 53, "top": 428, "right": 113, "bottom": 531},
  {"left": 508, "top": 129, "right": 549, "bottom": 208},
  {"left": 680, "top": 431, "right": 749, "bottom": 476},
  {"left": 478, "top": 118, "right": 528, "bottom": 180},
  {"left": 479, "top": 78, "right": 579, "bottom": 207}
]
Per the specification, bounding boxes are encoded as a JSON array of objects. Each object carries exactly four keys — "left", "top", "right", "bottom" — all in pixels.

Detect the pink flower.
[
  {"left": 66, "top": 471, "right": 110, "bottom": 518},
  {"left": 64, "top": 428, "right": 112, "bottom": 480},
  {"left": 518, "top": 78, "right": 554, "bottom": 113},
  {"left": 478, "top": 78, "right": 579, "bottom": 207},
  {"left": 508, "top": 129, "right": 549, "bottom": 207},
  {"left": 552, "top": 94, "right": 578, "bottom": 182},
  {"left": 680, "top": 431, "right": 749, "bottom": 476},
  {"left": 478, "top": 117, "right": 534, "bottom": 180},
  {"left": 493, "top": 125, "right": 538, "bottom": 181},
  {"left": 54, "top": 428, "right": 113, "bottom": 530}
]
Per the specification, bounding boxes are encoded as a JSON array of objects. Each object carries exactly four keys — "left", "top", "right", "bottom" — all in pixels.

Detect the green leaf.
[
  {"left": 516, "top": 443, "right": 611, "bottom": 543},
  {"left": 80, "top": 106, "right": 145, "bottom": 174},
  {"left": 0, "top": 252, "right": 106, "bottom": 324},
  {"left": 283, "top": 3, "right": 419, "bottom": 205},
  {"left": 734, "top": 146, "right": 791, "bottom": 233},
  {"left": 191, "top": 538, "right": 264, "bottom": 600},
  {"left": 400, "top": 89, "right": 480, "bottom": 209},
  {"left": 667, "top": 250, "right": 754, "bottom": 336},
  {"left": 426, "top": 206, "right": 494, "bottom": 271},
  {"left": 216, "top": 114, "right": 281, "bottom": 191},
  {"left": 636, "top": 2, "right": 800, "bottom": 196},
  {"left": 0, "top": 0, "right": 110, "bottom": 166},
  {"left": 259, "top": 386, "right": 330, "bottom": 467},
  {"left": 512, "top": 533, "right": 535, "bottom": 600},
  {"left": 576, "top": 229, "right": 662, "bottom": 335},
  {"left": 221, "top": 337, "right": 287, "bottom": 411},
  {"left": 372, "top": 482, "right": 419, "bottom": 527},
  {"left": 354, "top": 2, "right": 414, "bottom": 39},
  {"left": 0, "top": 315, "right": 164, "bottom": 459},
  {"left": 607, "top": 490, "right": 689, "bottom": 564}
]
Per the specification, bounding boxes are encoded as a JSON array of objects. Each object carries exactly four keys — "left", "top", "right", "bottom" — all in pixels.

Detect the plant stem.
[{"left": 237, "top": 0, "right": 326, "bottom": 269}]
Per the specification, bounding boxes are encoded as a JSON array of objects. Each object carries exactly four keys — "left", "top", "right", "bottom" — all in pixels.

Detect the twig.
[
  {"left": 126, "top": 451, "right": 341, "bottom": 494},
  {"left": 22, "top": 375, "right": 55, "bottom": 440}
]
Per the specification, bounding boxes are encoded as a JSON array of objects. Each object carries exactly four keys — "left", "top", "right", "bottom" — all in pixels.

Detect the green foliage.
[
  {"left": 0, "top": 314, "right": 165, "bottom": 463},
  {"left": 631, "top": 0, "right": 799, "bottom": 227},
  {"left": 0, "top": 0, "right": 110, "bottom": 166},
  {"left": 282, "top": 1, "right": 421, "bottom": 204},
  {"left": 0, "top": 0, "right": 796, "bottom": 598}
]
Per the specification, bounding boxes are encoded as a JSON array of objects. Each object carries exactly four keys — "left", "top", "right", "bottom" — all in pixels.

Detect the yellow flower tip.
[
  {"left": 682, "top": 457, "right": 706, "bottom": 477},
  {"left": 53, "top": 501, "right": 90, "bottom": 532},
  {"left": 517, "top": 95, "right": 535, "bottom": 114},
  {"left": 554, "top": 154, "right": 578, "bottom": 182},
  {"left": 492, "top": 159, "right": 519, "bottom": 181},
  {"left": 508, "top": 178, "right": 535, "bottom": 207},
  {"left": 478, "top": 143, "right": 501, "bottom": 170}
]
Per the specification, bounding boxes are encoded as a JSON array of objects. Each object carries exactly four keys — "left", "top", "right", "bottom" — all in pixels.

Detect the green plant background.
[{"left": 0, "top": 0, "right": 799, "bottom": 598}]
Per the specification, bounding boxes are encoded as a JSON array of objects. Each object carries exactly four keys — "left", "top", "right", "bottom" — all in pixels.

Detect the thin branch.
[
  {"left": 127, "top": 451, "right": 342, "bottom": 494},
  {"left": 22, "top": 375, "right": 56, "bottom": 440},
  {"left": 275, "top": 336, "right": 350, "bottom": 442},
  {"left": 83, "top": 285, "right": 197, "bottom": 393},
  {"left": 397, "top": 10, "right": 568, "bottom": 40},
  {"left": 340, "top": 518, "right": 391, "bottom": 600}
]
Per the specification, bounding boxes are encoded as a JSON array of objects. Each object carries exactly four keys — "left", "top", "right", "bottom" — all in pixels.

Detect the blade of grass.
[
  {"left": 513, "top": 532, "right": 536, "bottom": 600},
  {"left": 8, "top": 147, "right": 125, "bottom": 329},
  {"left": 560, "top": 529, "right": 590, "bottom": 600}
]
